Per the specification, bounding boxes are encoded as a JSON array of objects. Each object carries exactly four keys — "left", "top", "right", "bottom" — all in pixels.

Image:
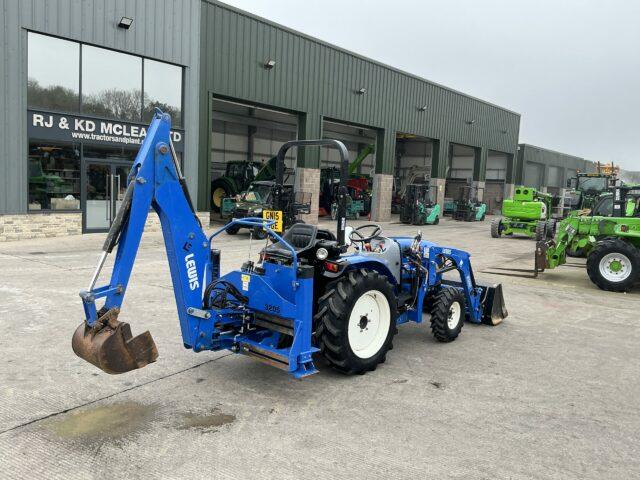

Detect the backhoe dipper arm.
[{"left": 74, "top": 111, "right": 211, "bottom": 373}]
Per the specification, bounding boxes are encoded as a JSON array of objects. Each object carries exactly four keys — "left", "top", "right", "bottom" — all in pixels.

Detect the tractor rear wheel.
[
  {"left": 428, "top": 287, "right": 465, "bottom": 342},
  {"left": 491, "top": 218, "right": 502, "bottom": 238},
  {"left": 535, "top": 221, "right": 547, "bottom": 241},
  {"left": 587, "top": 238, "right": 640, "bottom": 292},
  {"left": 211, "top": 180, "right": 232, "bottom": 213},
  {"left": 315, "top": 269, "right": 398, "bottom": 374}
]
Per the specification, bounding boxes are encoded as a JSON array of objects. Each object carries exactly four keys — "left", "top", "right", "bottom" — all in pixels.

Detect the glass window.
[
  {"left": 143, "top": 59, "right": 183, "bottom": 127},
  {"left": 28, "top": 141, "right": 81, "bottom": 211},
  {"left": 82, "top": 145, "right": 137, "bottom": 163},
  {"left": 27, "top": 32, "right": 80, "bottom": 112},
  {"left": 81, "top": 45, "right": 142, "bottom": 122}
]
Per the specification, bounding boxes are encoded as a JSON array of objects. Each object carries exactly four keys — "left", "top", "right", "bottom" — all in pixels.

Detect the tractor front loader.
[{"left": 73, "top": 110, "right": 507, "bottom": 378}]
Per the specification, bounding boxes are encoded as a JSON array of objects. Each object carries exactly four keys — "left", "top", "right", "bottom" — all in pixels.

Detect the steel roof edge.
[{"left": 205, "top": 0, "right": 521, "bottom": 117}]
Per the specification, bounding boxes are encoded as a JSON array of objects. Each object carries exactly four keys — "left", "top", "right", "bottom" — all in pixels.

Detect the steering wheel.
[{"left": 349, "top": 224, "right": 383, "bottom": 244}]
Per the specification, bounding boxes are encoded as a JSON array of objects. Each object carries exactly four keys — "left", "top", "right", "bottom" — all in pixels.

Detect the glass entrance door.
[{"left": 84, "top": 161, "right": 130, "bottom": 232}]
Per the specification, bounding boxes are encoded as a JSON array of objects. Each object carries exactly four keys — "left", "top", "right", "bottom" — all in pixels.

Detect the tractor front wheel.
[
  {"left": 491, "top": 218, "right": 502, "bottom": 238},
  {"left": 546, "top": 218, "right": 557, "bottom": 239},
  {"left": 315, "top": 270, "right": 398, "bottom": 374},
  {"left": 428, "top": 287, "right": 465, "bottom": 342},
  {"left": 587, "top": 238, "right": 640, "bottom": 292}
]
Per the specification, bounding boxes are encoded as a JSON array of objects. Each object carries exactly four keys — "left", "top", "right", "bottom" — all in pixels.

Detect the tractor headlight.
[
  {"left": 316, "top": 248, "right": 329, "bottom": 260},
  {"left": 253, "top": 208, "right": 263, "bottom": 215}
]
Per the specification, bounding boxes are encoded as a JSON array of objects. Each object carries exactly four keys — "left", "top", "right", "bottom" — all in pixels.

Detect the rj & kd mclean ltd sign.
[{"left": 28, "top": 110, "right": 184, "bottom": 151}]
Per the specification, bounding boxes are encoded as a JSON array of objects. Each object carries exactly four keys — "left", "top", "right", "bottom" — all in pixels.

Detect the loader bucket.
[
  {"left": 478, "top": 282, "right": 508, "bottom": 326},
  {"left": 72, "top": 308, "right": 158, "bottom": 374}
]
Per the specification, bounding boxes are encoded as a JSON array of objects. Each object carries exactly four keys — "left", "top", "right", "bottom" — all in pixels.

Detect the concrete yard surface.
[{"left": 0, "top": 216, "right": 638, "bottom": 479}]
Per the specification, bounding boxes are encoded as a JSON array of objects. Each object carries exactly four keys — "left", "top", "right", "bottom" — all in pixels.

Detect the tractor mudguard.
[{"left": 72, "top": 308, "right": 158, "bottom": 374}]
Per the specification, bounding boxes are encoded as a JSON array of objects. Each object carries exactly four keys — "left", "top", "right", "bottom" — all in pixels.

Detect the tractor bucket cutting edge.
[{"left": 72, "top": 308, "right": 158, "bottom": 374}]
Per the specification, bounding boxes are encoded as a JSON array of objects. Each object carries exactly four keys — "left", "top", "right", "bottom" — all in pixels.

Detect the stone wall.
[
  {"left": 295, "top": 167, "right": 321, "bottom": 224},
  {"left": 0, "top": 210, "right": 211, "bottom": 242},
  {"left": 0, "top": 212, "right": 82, "bottom": 241},
  {"left": 370, "top": 173, "right": 393, "bottom": 222}
]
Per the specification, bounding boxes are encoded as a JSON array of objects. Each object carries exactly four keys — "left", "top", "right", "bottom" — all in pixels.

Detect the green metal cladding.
[{"left": 198, "top": 0, "right": 520, "bottom": 209}]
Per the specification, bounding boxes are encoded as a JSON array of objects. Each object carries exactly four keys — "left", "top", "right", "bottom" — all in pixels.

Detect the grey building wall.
[
  {"left": 515, "top": 143, "right": 595, "bottom": 190},
  {"left": 0, "top": 0, "right": 201, "bottom": 214},
  {"left": 198, "top": 0, "right": 521, "bottom": 210}
]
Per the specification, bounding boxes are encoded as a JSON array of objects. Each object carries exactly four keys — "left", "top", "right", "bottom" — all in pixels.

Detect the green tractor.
[
  {"left": 211, "top": 157, "right": 286, "bottom": 213},
  {"left": 491, "top": 186, "right": 554, "bottom": 240},
  {"left": 539, "top": 185, "right": 640, "bottom": 292},
  {"left": 563, "top": 172, "right": 614, "bottom": 217},
  {"left": 452, "top": 184, "right": 486, "bottom": 222},
  {"left": 400, "top": 183, "right": 440, "bottom": 225}
]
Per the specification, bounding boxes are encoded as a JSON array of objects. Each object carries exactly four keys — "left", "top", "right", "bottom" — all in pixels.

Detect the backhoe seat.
[
  {"left": 283, "top": 223, "right": 317, "bottom": 250},
  {"left": 264, "top": 223, "right": 318, "bottom": 263}
]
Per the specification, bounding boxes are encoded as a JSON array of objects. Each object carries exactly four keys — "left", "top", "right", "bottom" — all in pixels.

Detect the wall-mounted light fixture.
[
  {"left": 357, "top": 87, "right": 367, "bottom": 95},
  {"left": 418, "top": 105, "right": 428, "bottom": 112},
  {"left": 264, "top": 59, "right": 277, "bottom": 69},
  {"left": 465, "top": 119, "right": 476, "bottom": 125},
  {"left": 500, "top": 129, "right": 508, "bottom": 134},
  {"left": 118, "top": 17, "right": 134, "bottom": 29}
]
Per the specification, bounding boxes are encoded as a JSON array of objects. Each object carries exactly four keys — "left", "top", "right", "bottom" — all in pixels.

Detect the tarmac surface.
[{"left": 0, "top": 215, "right": 638, "bottom": 479}]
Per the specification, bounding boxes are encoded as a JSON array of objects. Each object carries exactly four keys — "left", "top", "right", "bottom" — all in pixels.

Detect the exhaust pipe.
[{"left": 72, "top": 308, "right": 158, "bottom": 374}]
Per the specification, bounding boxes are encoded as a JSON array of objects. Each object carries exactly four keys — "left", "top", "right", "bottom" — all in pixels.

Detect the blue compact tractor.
[{"left": 72, "top": 111, "right": 508, "bottom": 378}]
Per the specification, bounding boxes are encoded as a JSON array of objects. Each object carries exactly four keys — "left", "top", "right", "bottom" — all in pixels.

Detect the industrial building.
[{"left": 0, "top": 0, "right": 594, "bottom": 240}]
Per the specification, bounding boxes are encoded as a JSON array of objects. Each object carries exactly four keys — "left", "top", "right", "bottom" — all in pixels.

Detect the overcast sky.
[{"left": 223, "top": 0, "right": 639, "bottom": 170}]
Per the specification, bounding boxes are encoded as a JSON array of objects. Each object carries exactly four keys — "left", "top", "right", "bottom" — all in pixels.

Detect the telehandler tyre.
[
  {"left": 491, "top": 218, "right": 502, "bottom": 238},
  {"left": 428, "top": 287, "right": 465, "bottom": 342},
  {"left": 315, "top": 269, "right": 398, "bottom": 374},
  {"left": 535, "top": 221, "right": 546, "bottom": 241},
  {"left": 586, "top": 238, "right": 640, "bottom": 292}
]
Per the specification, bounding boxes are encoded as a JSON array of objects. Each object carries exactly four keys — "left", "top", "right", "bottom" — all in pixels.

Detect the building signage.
[{"left": 27, "top": 110, "right": 184, "bottom": 151}]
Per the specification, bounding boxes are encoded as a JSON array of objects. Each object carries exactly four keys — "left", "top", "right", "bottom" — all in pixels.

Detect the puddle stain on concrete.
[
  {"left": 178, "top": 409, "right": 236, "bottom": 432},
  {"left": 47, "top": 402, "right": 158, "bottom": 442}
]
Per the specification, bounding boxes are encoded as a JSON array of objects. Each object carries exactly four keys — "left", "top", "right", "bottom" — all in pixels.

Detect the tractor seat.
[
  {"left": 263, "top": 223, "right": 318, "bottom": 262},
  {"left": 283, "top": 223, "right": 318, "bottom": 250}
]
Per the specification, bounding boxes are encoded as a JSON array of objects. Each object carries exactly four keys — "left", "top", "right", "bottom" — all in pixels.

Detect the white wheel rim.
[
  {"left": 599, "top": 253, "right": 632, "bottom": 282},
  {"left": 447, "top": 301, "right": 462, "bottom": 330},
  {"left": 347, "top": 290, "right": 391, "bottom": 359}
]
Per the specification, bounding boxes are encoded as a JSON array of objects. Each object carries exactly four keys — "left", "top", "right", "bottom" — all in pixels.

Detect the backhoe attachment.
[{"left": 72, "top": 308, "right": 158, "bottom": 374}]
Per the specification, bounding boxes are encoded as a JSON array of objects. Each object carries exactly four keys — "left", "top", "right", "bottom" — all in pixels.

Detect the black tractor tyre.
[
  {"left": 253, "top": 226, "right": 268, "bottom": 240},
  {"left": 546, "top": 219, "right": 557, "bottom": 239},
  {"left": 535, "top": 221, "right": 547, "bottom": 241},
  {"left": 315, "top": 269, "right": 398, "bottom": 375},
  {"left": 226, "top": 224, "right": 240, "bottom": 235},
  {"left": 491, "top": 218, "right": 502, "bottom": 238},
  {"left": 428, "top": 287, "right": 465, "bottom": 342},
  {"left": 567, "top": 247, "right": 586, "bottom": 258},
  {"left": 586, "top": 238, "right": 640, "bottom": 292}
]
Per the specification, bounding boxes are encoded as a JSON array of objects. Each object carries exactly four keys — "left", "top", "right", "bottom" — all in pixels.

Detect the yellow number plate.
[{"left": 262, "top": 210, "right": 283, "bottom": 233}]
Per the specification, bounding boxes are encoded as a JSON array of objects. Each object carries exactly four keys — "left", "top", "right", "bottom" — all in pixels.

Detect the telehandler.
[{"left": 72, "top": 110, "right": 507, "bottom": 378}]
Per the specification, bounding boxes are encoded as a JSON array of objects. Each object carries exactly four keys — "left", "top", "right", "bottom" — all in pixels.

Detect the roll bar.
[{"left": 274, "top": 139, "right": 350, "bottom": 246}]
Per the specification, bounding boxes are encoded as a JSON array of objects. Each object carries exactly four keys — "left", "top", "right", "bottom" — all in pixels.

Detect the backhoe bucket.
[
  {"left": 72, "top": 308, "right": 158, "bottom": 374},
  {"left": 478, "top": 282, "right": 508, "bottom": 325}
]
